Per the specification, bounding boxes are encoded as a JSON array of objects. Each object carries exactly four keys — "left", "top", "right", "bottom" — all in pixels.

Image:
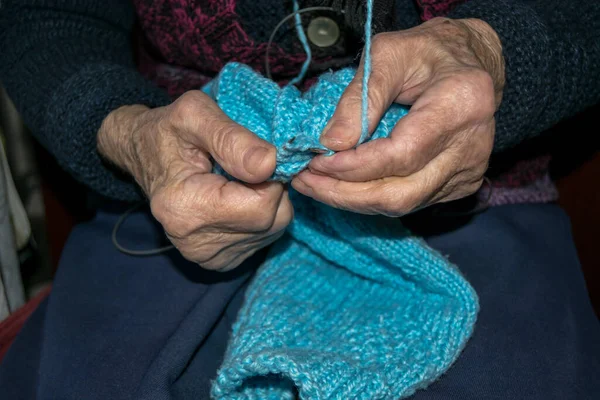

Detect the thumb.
[
  {"left": 173, "top": 91, "right": 277, "bottom": 183},
  {"left": 320, "top": 56, "right": 397, "bottom": 151}
]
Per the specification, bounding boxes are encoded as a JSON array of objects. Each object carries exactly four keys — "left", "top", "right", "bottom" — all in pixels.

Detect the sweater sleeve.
[
  {"left": 448, "top": 0, "right": 600, "bottom": 152},
  {"left": 0, "top": 0, "right": 172, "bottom": 202}
]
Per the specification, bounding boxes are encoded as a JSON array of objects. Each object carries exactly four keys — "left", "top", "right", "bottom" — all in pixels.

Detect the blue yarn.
[
  {"left": 204, "top": 62, "right": 478, "bottom": 399},
  {"left": 361, "top": 0, "right": 374, "bottom": 142},
  {"left": 204, "top": 64, "right": 408, "bottom": 181},
  {"left": 203, "top": 1, "right": 479, "bottom": 397},
  {"left": 288, "top": 0, "right": 312, "bottom": 87}
]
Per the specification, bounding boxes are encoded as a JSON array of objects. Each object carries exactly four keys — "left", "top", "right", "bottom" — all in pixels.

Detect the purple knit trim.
[
  {"left": 489, "top": 155, "right": 554, "bottom": 188},
  {"left": 478, "top": 172, "right": 559, "bottom": 206}
]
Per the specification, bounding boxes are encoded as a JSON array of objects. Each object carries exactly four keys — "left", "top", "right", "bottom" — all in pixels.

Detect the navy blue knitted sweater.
[{"left": 0, "top": 0, "right": 599, "bottom": 201}]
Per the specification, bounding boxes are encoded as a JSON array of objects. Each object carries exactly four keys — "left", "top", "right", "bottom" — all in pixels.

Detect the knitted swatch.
[{"left": 203, "top": 63, "right": 479, "bottom": 399}]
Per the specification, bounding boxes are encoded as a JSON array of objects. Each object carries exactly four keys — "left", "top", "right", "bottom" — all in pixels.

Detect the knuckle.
[
  {"left": 210, "top": 123, "right": 242, "bottom": 160},
  {"left": 249, "top": 210, "right": 276, "bottom": 232},
  {"left": 467, "top": 130, "right": 494, "bottom": 165},
  {"left": 445, "top": 153, "right": 463, "bottom": 173},
  {"left": 392, "top": 136, "right": 423, "bottom": 174},
  {"left": 358, "top": 151, "right": 396, "bottom": 180},
  {"left": 475, "top": 161, "right": 490, "bottom": 177},
  {"left": 149, "top": 192, "right": 171, "bottom": 226},
  {"left": 279, "top": 202, "right": 294, "bottom": 227},
  {"left": 411, "top": 30, "right": 440, "bottom": 53},
  {"left": 204, "top": 190, "right": 235, "bottom": 226},
  {"left": 370, "top": 33, "right": 394, "bottom": 56},
  {"left": 372, "top": 187, "right": 411, "bottom": 217},
  {"left": 470, "top": 71, "right": 496, "bottom": 111},
  {"left": 467, "top": 179, "right": 484, "bottom": 194},
  {"left": 394, "top": 198, "right": 420, "bottom": 216},
  {"left": 219, "top": 191, "right": 277, "bottom": 233},
  {"left": 446, "top": 180, "right": 481, "bottom": 202},
  {"left": 156, "top": 114, "right": 175, "bottom": 139},
  {"left": 452, "top": 70, "right": 496, "bottom": 115},
  {"left": 150, "top": 191, "right": 199, "bottom": 238},
  {"left": 248, "top": 199, "right": 279, "bottom": 232},
  {"left": 478, "top": 124, "right": 495, "bottom": 153},
  {"left": 170, "top": 91, "right": 207, "bottom": 123}
]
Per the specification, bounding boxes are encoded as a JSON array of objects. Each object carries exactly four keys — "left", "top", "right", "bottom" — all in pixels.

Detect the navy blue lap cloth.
[
  {"left": 0, "top": 203, "right": 259, "bottom": 400},
  {"left": 1, "top": 203, "right": 598, "bottom": 399}
]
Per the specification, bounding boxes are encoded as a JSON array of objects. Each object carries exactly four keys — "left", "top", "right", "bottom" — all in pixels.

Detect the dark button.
[{"left": 307, "top": 16, "right": 340, "bottom": 48}]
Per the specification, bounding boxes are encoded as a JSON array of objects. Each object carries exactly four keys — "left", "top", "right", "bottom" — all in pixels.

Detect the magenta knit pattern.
[
  {"left": 132, "top": 0, "right": 332, "bottom": 97},
  {"left": 417, "top": 0, "right": 468, "bottom": 20}
]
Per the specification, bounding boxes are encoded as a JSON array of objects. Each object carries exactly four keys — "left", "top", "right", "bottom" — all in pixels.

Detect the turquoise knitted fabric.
[
  {"left": 204, "top": 63, "right": 408, "bottom": 181},
  {"left": 203, "top": 63, "right": 479, "bottom": 400}
]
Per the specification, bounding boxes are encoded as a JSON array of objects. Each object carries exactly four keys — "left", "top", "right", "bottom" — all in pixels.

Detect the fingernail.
[
  {"left": 320, "top": 120, "right": 352, "bottom": 149},
  {"left": 244, "top": 146, "right": 270, "bottom": 174},
  {"left": 320, "top": 120, "right": 337, "bottom": 143},
  {"left": 308, "top": 166, "right": 326, "bottom": 176}
]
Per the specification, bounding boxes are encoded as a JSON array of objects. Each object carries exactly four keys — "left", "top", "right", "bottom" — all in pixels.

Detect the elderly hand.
[
  {"left": 291, "top": 17, "right": 505, "bottom": 216},
  {"left": 97, "top": 91, "right": 293, "bottom": 271}
]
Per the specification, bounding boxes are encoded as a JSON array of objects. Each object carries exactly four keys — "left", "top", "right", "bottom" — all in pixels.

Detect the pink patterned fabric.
[
  {"left": 416, "top": 0, "right": 468, "bottom": 21},
  {"left": 133, "top": 0, "right": 301, "bottom": 73},
  {"left": 132, "top": 0, "right": 328, "bottom": 97}
]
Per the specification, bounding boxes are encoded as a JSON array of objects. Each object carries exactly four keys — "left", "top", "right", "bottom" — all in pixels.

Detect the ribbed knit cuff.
[{"left": 448, "top": 0, "right": 552, "bottom": 152}]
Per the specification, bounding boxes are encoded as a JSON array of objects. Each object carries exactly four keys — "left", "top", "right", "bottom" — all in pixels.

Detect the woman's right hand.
[{"left": 97, "top": 91, "right": 293, "bottom": 271}]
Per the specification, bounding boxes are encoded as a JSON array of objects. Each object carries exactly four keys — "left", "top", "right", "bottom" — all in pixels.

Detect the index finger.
[
  {"left": 290, "top": 171, "right": 425, "bottom": 217},
  {"left": 309, "top": 103, "right": 452, "bottom": 182},
  {"left": 319, "top": 33, "right": 408, "bottom": 152}
]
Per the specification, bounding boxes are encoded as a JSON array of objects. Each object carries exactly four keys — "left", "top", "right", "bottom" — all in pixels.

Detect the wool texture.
[{"left": 203, "top": 62, "right": 479, "bottom": 399}]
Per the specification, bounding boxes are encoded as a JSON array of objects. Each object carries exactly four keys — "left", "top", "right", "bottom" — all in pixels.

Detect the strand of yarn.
[
  {"left": 288, "top": 0, "right": 373, "bottom": 141},
  {"left": 289, "top": 0, "right": 312, "bottom": 86},
  {"left": 361, "top": 0, "right": 374, "bottom": 142}
]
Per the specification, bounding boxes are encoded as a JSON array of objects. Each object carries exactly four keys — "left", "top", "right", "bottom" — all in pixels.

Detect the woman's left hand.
[{"left": 291, "top": 17, "right": 505, "bottom": 216}]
